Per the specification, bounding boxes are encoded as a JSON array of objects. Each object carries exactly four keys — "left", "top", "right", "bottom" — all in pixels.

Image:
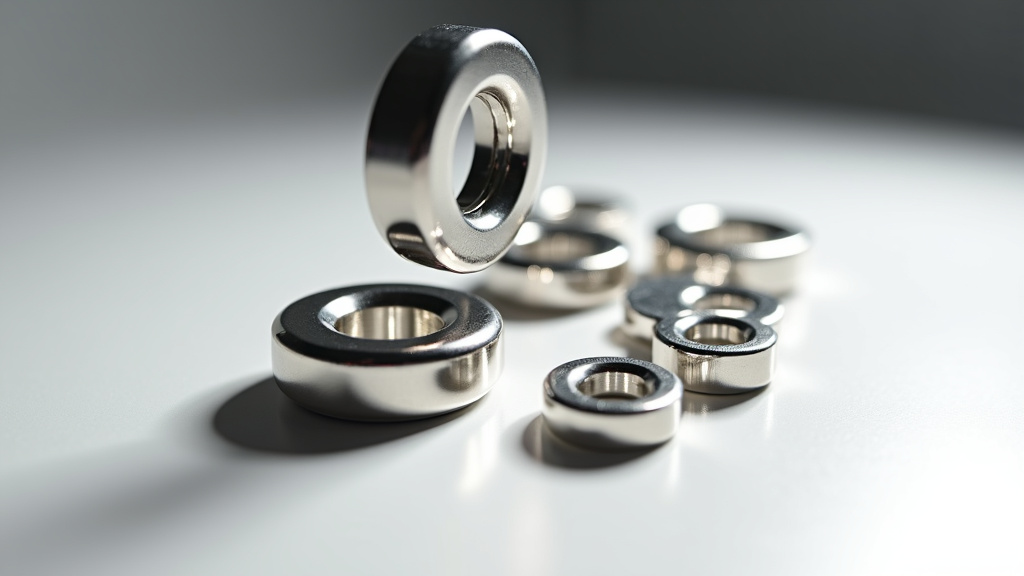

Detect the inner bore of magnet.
[
  {"left": 578, "top": 371, "right": 651, "bottom": 400},
  {"left": 684, "top": 321, "right": 754, "bottom": 346},
  {"left": 516, "top": 231, "right": 599, "bottom": 262},
  {"left": 454, "top": 91, "right": 512, "bottom": 220},
  {"left": 689, "top": 220, "right": 786, "bottom": 247},
  {"left": 691, "top": 292, "right": 757, "bottom": 314},
  {"left": 334, "top": 306, "right": 445, "bottom": 340}
]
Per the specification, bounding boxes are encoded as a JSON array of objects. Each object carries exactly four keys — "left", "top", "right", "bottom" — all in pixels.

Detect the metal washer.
[
  {"left": 652, "top": 312, "right": 776, "bottom": 394},
  {"left": 623, "top": 275, "right": 783, "bottom": 341},
  {"left": 365, "top": 25, "right": 547, "bottom": 273},
  {"left": 272, "top": 284, "right": 503, "bottom": 421},
  {"left": 543, "top": 356, "right": 682, "bottom": 451}
]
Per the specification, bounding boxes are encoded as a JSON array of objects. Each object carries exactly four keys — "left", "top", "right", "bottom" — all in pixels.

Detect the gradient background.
[{"left": 3, "top": 3, "right": 1024, "bottom": 575}]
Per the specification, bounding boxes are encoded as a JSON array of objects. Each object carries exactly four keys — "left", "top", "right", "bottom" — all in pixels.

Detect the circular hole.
[
  {"left": 690, "top": 221, "right": 785, "bottom": 247},
  {"left": 692, "top": 292, "right": 757, "bottom": 313},
  {"left": 578, "top": 371, "right": 651, "bottom": 400},
  {"left": 452, "top": 108, "right": 475, "bottom": 198},
  {"left": 334, "top": 306, "right": 445, "bottom": 340},
  {"left": 683, "top": 321, "right": 754, "bottom": 346},
  {"left": 516, "top": 232, "right": 599, "bottom": 262}
]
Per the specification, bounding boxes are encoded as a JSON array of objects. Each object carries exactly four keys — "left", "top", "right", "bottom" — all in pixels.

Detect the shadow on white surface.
[
  {"left": 213, "top": 377, "right": 474, "bottom": 454},
  {"left": 606, "top": 326, "right": 652, "bottom": 361},
  {"left": 519, "top": 415, "right": 662, "bottom": 470}
]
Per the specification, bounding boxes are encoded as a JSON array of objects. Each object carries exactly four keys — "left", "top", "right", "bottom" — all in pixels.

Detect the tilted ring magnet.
[
  {"left": 272, "top": 284, "right": 503, "bottom": 421},
  {"left": 484, "top": 221, "right": 630, "bottom": 309},
  {"left": 365, "top": 24, "right": 548, "bottom": 273},
  {"left": 654, "top": 203, "right": 810, "bottom": 296},
  {"left": 623, "top": 276, "right": 783, "bottom": 341},
  {"left": 543, "top": 357, "right": 682, "bottom": 451},
  {"left": 652, "top": 312, "right": 776, "bottom": 394}
]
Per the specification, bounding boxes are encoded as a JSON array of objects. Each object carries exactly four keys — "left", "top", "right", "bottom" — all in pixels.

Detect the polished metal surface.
[
  {"left": 531, "top": 185, "right": 634, "bottom": 243},
  {"left": 543, "top": 357, "right": 682, "bottom": 451},
  {"left": 654, "top": 203, "right": 810, "bottom": 296},
  {"left": 365, "top": 25, "right": 548, "bottom": 273},
  {"left": 623, "top": 275, "right": 783, "bottom": 341},
  {"left": 272, "top": 284, "right": 503, "bottom": 421},
  {"left": 652, "top": 312, "right": 776, "bottom": 394},
  {"left": 484, "top": 221, "right": 631, "bottom": 309}
]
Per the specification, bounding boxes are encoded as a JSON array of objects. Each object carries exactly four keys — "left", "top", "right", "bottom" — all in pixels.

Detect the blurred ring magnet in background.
[
  {"left": 365, "top": 24, "right": 548, "bottom": 273},
  {"left": 623, "top": 276, "right": 783, "bottom": 341},
  {"left": 484, "top": 221, "right": 631, "bottom": 309},
  {"left": 654, "top": 204, "right": 810, "bottom": 296},
  {"left": 272, "top": 284, "right": 503, "bottom": 421}
]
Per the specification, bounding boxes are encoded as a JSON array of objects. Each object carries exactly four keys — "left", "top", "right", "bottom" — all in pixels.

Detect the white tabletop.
[{"left": 3, "top": 90, "right": 1023, "bottom": 575}]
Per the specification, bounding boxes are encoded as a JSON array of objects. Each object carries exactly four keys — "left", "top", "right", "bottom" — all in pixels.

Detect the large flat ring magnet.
[
  {"left": 652, "top": 312, "right": 776, "bottom": 395},
  {"left": 484, "top": 222, "right": 630, "bottom": 309},
  {"left": 531, "top": 185, "right": 634, "bottom": 243},
  {"left": 271, "top": 284, "right": 503, "bottom": 421},
  {"left": 365, "top": 25, "right": 548, "bottom": 273},
  {"left": 623, "top": 276, "right": 783, "bottom": 341},
  {"left": 653, "top": 203, "right": 810, "bottom": 296},
  {"left": 543, "top": 357, "right": 682, "bottom": 451}
]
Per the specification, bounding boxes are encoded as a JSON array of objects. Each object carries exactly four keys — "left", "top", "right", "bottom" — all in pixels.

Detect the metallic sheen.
[
  {"left": 484, "top": 221, "right": 631, "bottom": 309},
  {"left": 543, "top": 357, "right": 682, "bottom": 451},
  {"left": 652, "top": 313, "right": 776, "bottom": 394},
  {"left": 654, "top": 203, "right": 810, "bottom": 296},
  {"left": 623, "top": 275, "right": 783, "bottom": 341},
  {"left": 272, "top": 284, "right": 503, "bottom": 421},
  {"left": 365, "top": 24, "right": 548, "bottom": 273}
]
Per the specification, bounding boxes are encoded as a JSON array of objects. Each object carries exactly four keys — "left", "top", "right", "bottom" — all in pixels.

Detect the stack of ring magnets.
[
  {"left": 483, "top": 221, "right": 631, "bottom": 309},
  {"left": 531, "top": 185, "right": 635, "bottom": 245},
  {"left": 272, "top": 284, "right": 503, "bottom": 421},
  {"left": 653, "top": 203, "right": 810, "bottom": 296},
  {"left": 543, "top": 357, "right": 682, "bottom": 451},
  {"left": 622, "top": 275, "right": 783, "bottom": 342},
  {"left": 365, "top": 24, "right": 548, "bottom": 273},
  {"left": 652, "top": 312, "right": 777, "bottom": 395}
]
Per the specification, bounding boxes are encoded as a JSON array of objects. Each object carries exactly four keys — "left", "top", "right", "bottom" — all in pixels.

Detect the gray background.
[{"left": 3, "top": 0, "right": 1023, "bottom": 148}]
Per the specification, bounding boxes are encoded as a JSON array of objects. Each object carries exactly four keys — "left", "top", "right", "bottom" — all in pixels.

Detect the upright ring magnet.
[
  {"left": 653, "top": 204, "right": 810, "bottom": 296},
  {"left": 272, "top": 284, "right": 503, "bottom": 421},
  {"left": 623, "top": 276, "right": 783, "bottom": 341},
  {"left": 543, "top": 357, "right": 682, "bottom": 451},
  {"left": 365, "top": 25, "right": 548, "bottom": 273}
]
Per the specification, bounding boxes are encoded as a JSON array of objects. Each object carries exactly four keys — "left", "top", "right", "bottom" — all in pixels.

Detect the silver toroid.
[
  {"left": 365, "top": 25, "right": 547, "bottom": 273},
  {"left": 652, "top": 312, "right": 776, "bottom": 394},
  {"left": 543, "top": 357, "right": 682, "bottom": 451},
  {"left": 484, "top": 221, "right": 630, "bottom": 309},
  {"left": 272, "top": 284, "right": 503, "bottom": 421},
  {"left": 623, "top": 276, "right": 783, "bottom": 341},
  {"left": 654, "top": 203, "right": 810, "bottom": 296}
]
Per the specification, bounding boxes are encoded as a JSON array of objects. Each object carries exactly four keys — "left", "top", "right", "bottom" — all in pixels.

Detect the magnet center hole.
[
  {"left": 690, "top": 221, "right": 785, "bottom": 247},
  {"left": 334, "top": 306, "right": 445, "bottom": 340},
  {"left": 578, "top": 371, "right": 651, "bottom": 400},
  {"left": 692, "top": 292, "right": 757, "bottom": 313},
  {"left": 684, "top": 321, "right": 754, "bottom": 346},
  {"left": 516, "top": 231, "right": 599, "bottom": 262}
]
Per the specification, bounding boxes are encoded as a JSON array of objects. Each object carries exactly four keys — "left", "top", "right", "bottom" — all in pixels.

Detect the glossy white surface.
[{"left": 2, "top": 92, "right": 1023, "bottom": 575}]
